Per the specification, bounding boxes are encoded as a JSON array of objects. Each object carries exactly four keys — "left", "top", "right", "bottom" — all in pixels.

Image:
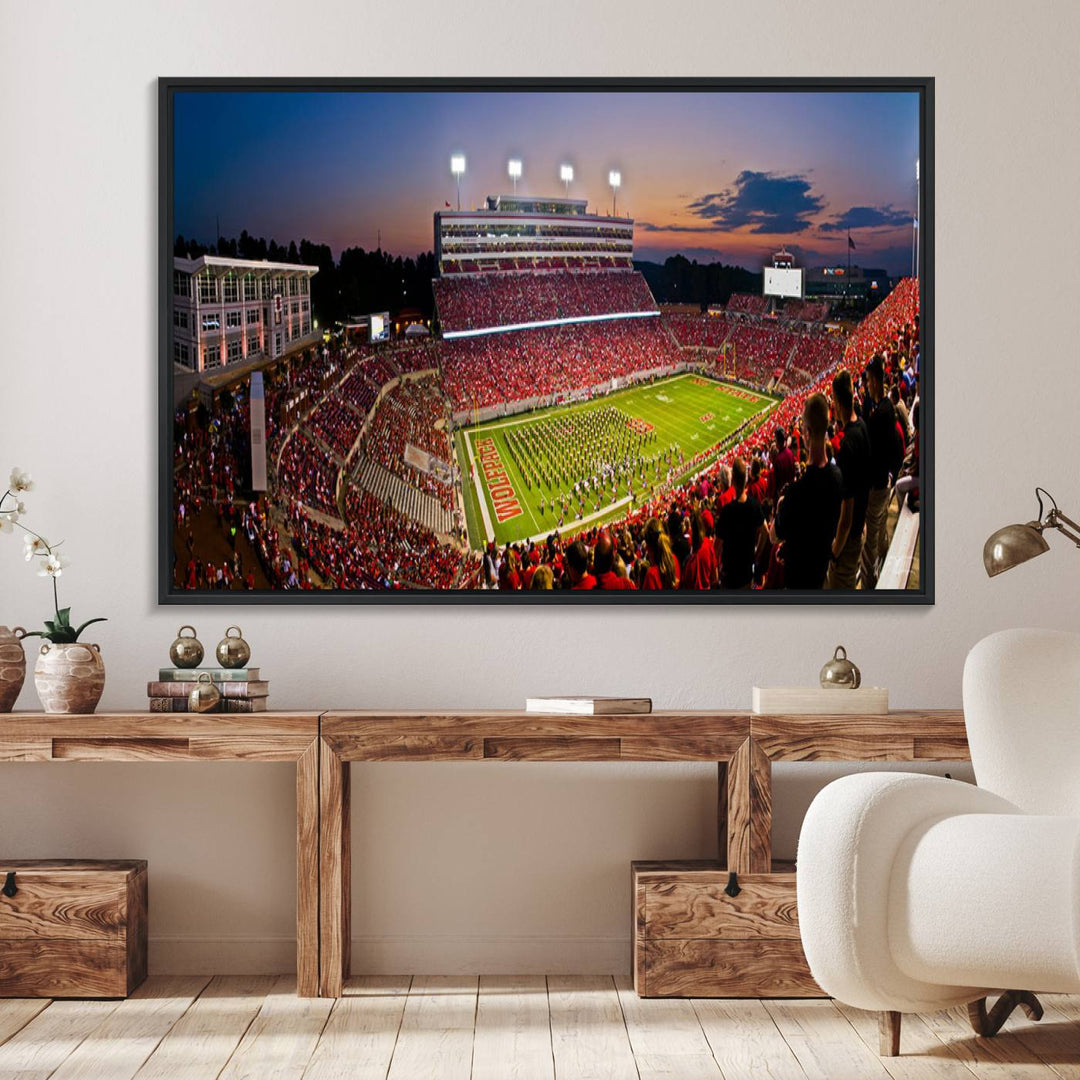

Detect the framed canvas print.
[{"left": 159, "top": 77, "right": 933, "bottom": 604}]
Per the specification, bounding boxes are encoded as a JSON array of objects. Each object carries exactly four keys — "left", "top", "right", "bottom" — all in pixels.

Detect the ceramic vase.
[
  {"left": 34, "top": 642, "right": 106, "bottom": 714},
  {"left": 0, "top": 626, "right": 27, "bottom": 712}
]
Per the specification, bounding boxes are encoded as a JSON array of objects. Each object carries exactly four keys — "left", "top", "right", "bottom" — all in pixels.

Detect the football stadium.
[{"left": 171, "top": 164, "right": 922, "bottom": 596}]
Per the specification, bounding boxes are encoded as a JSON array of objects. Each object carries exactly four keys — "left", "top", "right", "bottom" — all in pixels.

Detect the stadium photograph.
[{"left": 161, "top": 79, "right": 930, "bottom": 602}]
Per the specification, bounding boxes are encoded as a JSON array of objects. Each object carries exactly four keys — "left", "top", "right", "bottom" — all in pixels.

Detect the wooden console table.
[
  {"left": 318, "top": 708, "right": 969, "bottom": 998},
  {"left": 0, "top": 712, "right": 321, "bottom": 997},
  {"left": 2, "top": 708, "right": 971, "bottom": 999}
]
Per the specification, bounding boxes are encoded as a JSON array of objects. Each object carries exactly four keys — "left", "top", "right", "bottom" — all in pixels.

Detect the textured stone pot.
[
  {"left": 0, "top": 626, "right": 27, "bottom": 713},
  {"left": 34, "top": 642, "right": 106, "bottom": 715}
]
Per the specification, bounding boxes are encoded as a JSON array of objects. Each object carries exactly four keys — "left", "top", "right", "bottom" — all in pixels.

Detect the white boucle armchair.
[{"left": 797, "top": 628, "right": 1080, "bottom": 1056}]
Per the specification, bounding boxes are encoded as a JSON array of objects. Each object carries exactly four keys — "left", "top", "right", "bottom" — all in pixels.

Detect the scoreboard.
[
  {"left": 369, "top": 312, "right": 390, "bottom": 343},
  {"left": 764, "top": 266, "right": 804, "bottom": 300}
]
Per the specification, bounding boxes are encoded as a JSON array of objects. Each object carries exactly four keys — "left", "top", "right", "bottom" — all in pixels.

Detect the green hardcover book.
[
  {"left": 147, "top": 680, "right": 269, "bottom": 699},
  {"left": 157, "top": 668, "right": 261, "bottom": 682}
]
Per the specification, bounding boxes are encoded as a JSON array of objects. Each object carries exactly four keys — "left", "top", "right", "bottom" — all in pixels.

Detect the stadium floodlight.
[
  {"left": 508, "top": 158, "right": 522, "bottom": 194},
  {"left": 560, "top": 163, "right": 574, "bottom": 197},
  {"left": 450, "top": 154, "right": 466, "bottom": 210},
  {"left": 608, "top": 169, "right": 621, "bottom": 216}
]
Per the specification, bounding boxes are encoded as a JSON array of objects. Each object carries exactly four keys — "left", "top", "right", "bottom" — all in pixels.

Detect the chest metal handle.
[{"left": 2, "top": 871, "right": 16, "bottom": 898}]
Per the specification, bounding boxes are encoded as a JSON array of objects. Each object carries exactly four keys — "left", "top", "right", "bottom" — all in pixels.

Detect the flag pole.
[{"left": 846, "top": 229, "right": 851, "bottom": 301}]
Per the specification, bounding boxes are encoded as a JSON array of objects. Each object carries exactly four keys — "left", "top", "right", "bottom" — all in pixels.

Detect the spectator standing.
[
  {"left": 641, "top": 518, "right": 679, "bottom": 590},
  {"left": 828, "top": 369, "right": 871, "bottom": 590},
  {"left": 770, "top": 427, "right": 796, "bottom": 499},
  {"left": 773, "top": 393, "right": 843, "bottom": 589},
  {"left": 680, "top": 509, "right": 718, "bottom": 590},
  {"left": 564, "top": 540, "right": 596, "bottom": 590},
  {"left": 594, "top": 532, "right": 636, "bottom": 590},
  {"left": 666, "top": 507, "right": 691, "bottom": 574},
  {"left": 862, "top": 355, "right": 902, "bottom": 589},
  {"left": 715, "top": 458, "right": 764, "bottom": 589}
]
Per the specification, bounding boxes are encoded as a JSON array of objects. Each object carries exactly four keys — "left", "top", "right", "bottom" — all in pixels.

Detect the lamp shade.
[{"left": 983, "top": 522, "right": 1050, "bottom": 577}]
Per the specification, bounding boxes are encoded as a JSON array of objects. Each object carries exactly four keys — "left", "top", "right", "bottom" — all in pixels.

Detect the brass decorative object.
[
  {"left": 0, "top": 626, "right": 27, "bottom": 713},
  {"left": 168, "top": 625, "right": 204, "bottom": 668},
  {"left": 820, "top": 645, "right": 861, "bottom": 689},
  {"left": 187, "top": 672, "right": 221, "bottom": 713},
  {"left": 215, "top": 626, "right": 251, "bottom": 669}
]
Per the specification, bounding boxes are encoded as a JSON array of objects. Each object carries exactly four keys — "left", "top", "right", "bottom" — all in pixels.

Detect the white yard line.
[{"left": 463, "top": 430, "right": 495, "bottom": 544}]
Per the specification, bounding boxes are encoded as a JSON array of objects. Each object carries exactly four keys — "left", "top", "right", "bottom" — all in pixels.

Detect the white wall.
[{"left": 2, "top": 0, "right": 1078, "bottom": 974}]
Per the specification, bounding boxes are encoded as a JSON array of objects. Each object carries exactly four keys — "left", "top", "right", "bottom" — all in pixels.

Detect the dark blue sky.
[{"left": 174, "top": 89, "right": 920, "bottom": 275}]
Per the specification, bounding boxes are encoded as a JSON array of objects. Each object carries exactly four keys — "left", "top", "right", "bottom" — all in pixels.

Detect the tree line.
[{"left": 636, "top": 254, "right": 762, "bottom": 308}]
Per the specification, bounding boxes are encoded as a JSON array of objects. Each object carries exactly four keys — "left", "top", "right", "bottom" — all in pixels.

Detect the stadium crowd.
[
  {"left": 475, "top": 278, "right": 920, "bottom": 592},
  {"left": 663, "top": 312, "right": 732, "bottom": 349},
  {"left": 726, "top": 293, "right": 769, "bottom": 316},
  {"left": 305, "top": 398, "right": 363, "bottom": 460},
  {"left": 784, "top": 333, "right": 845, "bottom": 389},
  {"left": 174, "top": 268, "right": 919, "bottom": 595},
  {"left": 433, "top": 269, "right": 657, "bottom": 333},
  {"left": 438, "top": 318, "right": 682, "bottom": 411},
  {"left": 357, "top": 379, "right": 455, "bottom": 509}
]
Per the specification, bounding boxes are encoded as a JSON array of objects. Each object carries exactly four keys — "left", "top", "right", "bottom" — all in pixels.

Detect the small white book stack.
[
  {"left": 751, "top": 686, "right": 888, "bottom": 714},
  {"left": 525, "top": 696, "right": 652, "bottom": 716}
]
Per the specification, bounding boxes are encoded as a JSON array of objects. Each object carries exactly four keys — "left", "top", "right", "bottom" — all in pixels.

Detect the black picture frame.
[{"left": 159, "top": 76, "right": 933, "bottom": 606}]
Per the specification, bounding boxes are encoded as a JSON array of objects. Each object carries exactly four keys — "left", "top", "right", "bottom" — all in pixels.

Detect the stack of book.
[{"left": 147, "top": 668, "right": 269, "bottom": 713}]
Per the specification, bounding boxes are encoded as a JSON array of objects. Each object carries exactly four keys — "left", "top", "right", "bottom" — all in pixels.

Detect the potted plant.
[{"left": 1, "top": 468, "right": 108, "bottom": 714}]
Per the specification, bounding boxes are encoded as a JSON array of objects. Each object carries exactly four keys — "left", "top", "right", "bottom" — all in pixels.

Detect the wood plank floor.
[{"left": 1, "top": 976, "right": 1078, "bottom": 1080}]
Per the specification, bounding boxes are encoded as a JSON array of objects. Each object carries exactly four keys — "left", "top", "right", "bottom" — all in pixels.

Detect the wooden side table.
[{"left": 0, "top": 712, "right": 322, "bottom": 996}]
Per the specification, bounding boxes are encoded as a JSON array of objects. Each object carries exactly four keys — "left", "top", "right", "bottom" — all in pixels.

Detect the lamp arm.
[{"left": 1047, "top": 509, "right": 1080, "bottom": 548}]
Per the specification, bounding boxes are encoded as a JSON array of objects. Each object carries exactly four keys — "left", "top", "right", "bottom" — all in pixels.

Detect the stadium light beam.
[
  {"left": 560, "top": 163, "right": 573, "bottom": 198},
  {"left": 608, "top": 169, "right": 621, "bottom": 216},
  {"left": 508, "top": 158, "right": 522, "bottom": 195},
  {"left": 450, "top": 153, "right": 466, "bottom": 211}
]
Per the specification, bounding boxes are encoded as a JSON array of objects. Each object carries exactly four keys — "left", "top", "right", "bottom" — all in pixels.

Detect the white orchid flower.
[
  {"left": 8, "top": 468, "right": 34, "bottom": 493},
  {"left": 38, "top": 552, "right": 70, "bottom": 578},
  {"left": 0, "top": 514, "right": 13, "bottom": 534},
  {"left": 23, "top": 534, "right": 49, "bottom": 560}
]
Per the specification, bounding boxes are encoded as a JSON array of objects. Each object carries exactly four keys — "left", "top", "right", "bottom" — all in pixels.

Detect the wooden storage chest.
[
  {"left": 632, "top": 859, "right": 822, "bottom": 998},
  {"left": 0, "top": 859, "right": 148, "bottom": 997}
]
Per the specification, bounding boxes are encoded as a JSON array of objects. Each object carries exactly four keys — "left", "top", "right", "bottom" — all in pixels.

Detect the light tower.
[
  {"left": 560, "top": 163, "right": 573, "bottom": 198},
  {"left": 508, "top": 158, "right": 522, "bottom": 195},
  {"left": 450, "top": 154, "right": 466, "bottom": 211},
  {"left": 608, "top": 170, "right": 621, "bottom": 216}
]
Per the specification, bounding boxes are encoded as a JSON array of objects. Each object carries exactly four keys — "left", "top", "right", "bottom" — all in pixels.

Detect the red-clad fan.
[{"left": 594, "top": 531, "right": 636, "bottom": 590}]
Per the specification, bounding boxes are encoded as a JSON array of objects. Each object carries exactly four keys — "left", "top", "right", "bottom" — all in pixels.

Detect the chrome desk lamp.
[{"left": 984, "top": 487, "right": 1080, "bottom": 577}]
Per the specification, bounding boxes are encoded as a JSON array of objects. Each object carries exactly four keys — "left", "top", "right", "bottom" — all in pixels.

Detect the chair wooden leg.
[
  {"left": 879, "top": 1010, "right": 902, "bottom": 1056},
  {"left": 968, "top": 991, "right": 1044, "bottom": 1038}
]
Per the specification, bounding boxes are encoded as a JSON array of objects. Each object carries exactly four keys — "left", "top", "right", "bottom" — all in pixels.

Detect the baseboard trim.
[
  {"left": 352, "top": 934, "right": 630, "bottom": 975},
  {"left": 149, "top": 934, "right": 630, "bottom": 975}
]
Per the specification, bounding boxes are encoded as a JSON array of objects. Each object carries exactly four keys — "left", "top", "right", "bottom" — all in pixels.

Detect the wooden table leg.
[
  {"left": 717, "top": 760, "right": 728, "bottom": 869},
  {"left": 319, "top": 738, "right": 351, "bottom": 997},
  {"left": 296, "top": 738, "right": 320, "bottom": 997},
  {"left": 726, "top": 738, "right": 772, "bottom": 874}
]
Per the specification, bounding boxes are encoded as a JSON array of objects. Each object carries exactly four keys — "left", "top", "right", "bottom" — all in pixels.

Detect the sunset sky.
[{"left": 174, "top": 89, "right": 921, "bottom": 275}]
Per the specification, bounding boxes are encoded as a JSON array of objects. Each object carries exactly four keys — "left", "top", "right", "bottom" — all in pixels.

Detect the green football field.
[{"left": 455, "top": 373, "right": 779, "bottom": 550}]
